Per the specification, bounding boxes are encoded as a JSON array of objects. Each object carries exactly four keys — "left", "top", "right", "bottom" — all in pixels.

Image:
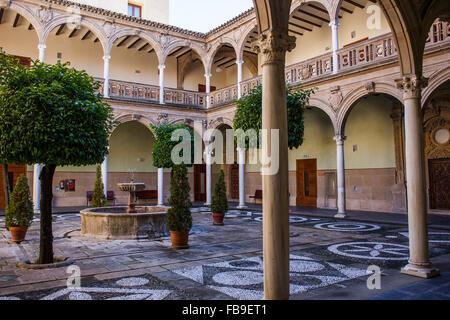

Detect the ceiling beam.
[
  {"left": 68, "top": 28, "right": 79, "bottom": 38},
  {"left": 116, "top": 36, "right": 130, "bottom": 47},
  {"left": 12, "top": 13, "right": 20, "bottom": 28},
  {"left": 176, "top": 49, "right": 192, "bottom": 59},
  {"left": 292, "top": 15, "right": 322, "bottom": 28},
  {"left": 148, "top": 48, "right": 154, "bottom": 54},
  {"left": 289, "top": 29, "right": 303, "bottom": 36},
  {"left": 289, "top": 21, "right": 312, "bottom": 32},
  {"left": 81, "top": 30, "right": 91, "bottom": 40},
  {"left": 127, "top": 38, "right": 141, "bottom": 49},
  {"left": 168, "top": 47, "right": 185, "bottom": 57},
  {"left": 138, "top": 43, "right": 149, "bottom": 51},
  {"left": 344, "top": 0, "right": 364, "bottom": 9},
  {"left": 0, "top": 9, "right": 5, "bottom": 25},
  {"left": 94, "top": 38, "right": 99, "bottom": 43},
  {"left": 217, "top": 58, "right": 235, "bottom": 68},
  {"left": 28, "top": 23, "right": 33, "bottom": 30},
  {"left": 307, "top": 3, "right": 342, "bottom": 19},
  {"left": 56, "top": 24, "right": 65, "bottom": 36},
  {"left": 297, "top": 9, "right": 330, "bottom": 23},
  {"left": 339, "top": 5, "right": 353, "bottom": 14}
]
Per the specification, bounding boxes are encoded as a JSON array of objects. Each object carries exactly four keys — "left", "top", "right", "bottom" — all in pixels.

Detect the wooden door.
[
  {"left": 194, "top": 164, "right": 206, "bottom": 202},
  {"left": 230, "top": 164, "right": 239, "bottom": 199},
  {"left": 296, "top": 159, "right": 317, "bottom": 207},
  {"left": 429, "top": 158, "right": 450, "bottom": 210},
  {"left": 0, "top": 164, "right": 27, "bottom": 209}
]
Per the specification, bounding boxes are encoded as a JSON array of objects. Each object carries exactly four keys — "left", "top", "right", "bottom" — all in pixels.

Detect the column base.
[
  {"left": 237, "top": 205, "right": 248, "bottom": 209},
  {"left": 334, "top": 213, "right": 347, "bottom": 219},
  {"left": 204, "top": 202, "right": 211, "bottom": 207},
  {"left": 401, "top": 263, "right": 440, "bottom": 279}
]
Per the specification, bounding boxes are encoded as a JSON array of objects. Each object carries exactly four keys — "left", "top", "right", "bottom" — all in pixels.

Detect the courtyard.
[{"left": 1, "top": 206, "right": 449, "bottom": 300}]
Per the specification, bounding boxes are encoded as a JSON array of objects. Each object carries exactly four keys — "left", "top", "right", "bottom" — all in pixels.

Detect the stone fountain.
[
  {"left": 118, "top": 181, "right": 146, "bottom": 213},
  {"left": 80, "top": 181, "right": 168, "bottom": 240}
]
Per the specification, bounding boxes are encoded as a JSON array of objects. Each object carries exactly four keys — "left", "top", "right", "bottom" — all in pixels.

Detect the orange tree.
[{"left": 0, "top": 54, "right": 114, "bottom": 264}]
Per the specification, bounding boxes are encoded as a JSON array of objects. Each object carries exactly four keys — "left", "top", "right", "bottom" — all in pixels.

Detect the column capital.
[
  {"left": 253, "top": 30, "right": 296, "bottom": 65},
  {"left": 103, "top": 55, "right": 111, "bottom": 61},
  {"left": 329, "top": 19, "right": 340, "bottom": 28},
  {"left": 204, "top": 73, "right": 212, "bottom": 79},
  {"left": 333, "top": 135, "right": 347, "bottom": 144},
  {"left": 158, "top": 64, "right": 166, "bottom": 70},
  {"left": 236, "top": 59, "right": 244, "bottom": 65},
  {"left": 396, "top": 75, "right": 428, "bottom": 99},
  {"left": 237, "top": 147, "right": 246, "bottom": 153},
  {"left": 38, "top": 43, "right": 47, "bottom": 50}
]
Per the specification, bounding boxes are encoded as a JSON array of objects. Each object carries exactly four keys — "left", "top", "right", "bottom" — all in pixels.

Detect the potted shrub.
[
  {"left": 166, "top": 163, "right": 192, "bottom": 249},
  {"left": 211, "top": 170, "right": 228, "bottom": 226},
  {"left": 5, "top": 174, "right": 34, "bottom": 243}
]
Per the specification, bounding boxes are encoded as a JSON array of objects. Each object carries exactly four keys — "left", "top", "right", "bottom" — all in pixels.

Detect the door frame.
[{"left": 296, "top": 159, "right": 318, "bottom": 207}]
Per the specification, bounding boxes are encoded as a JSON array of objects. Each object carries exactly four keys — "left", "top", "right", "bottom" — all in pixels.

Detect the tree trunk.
[
  {"left": 38, "top": 164, "right": 56, "bottom": 264},
  {"left": 2, "top": 164, "right": 10, "bottom": 207}
]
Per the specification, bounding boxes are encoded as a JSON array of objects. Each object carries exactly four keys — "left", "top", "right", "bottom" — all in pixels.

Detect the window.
[{"left": 128, "top": 3, "right": 142, "bottom": 18}]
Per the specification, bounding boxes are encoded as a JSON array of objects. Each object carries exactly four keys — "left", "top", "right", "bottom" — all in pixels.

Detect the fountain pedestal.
[{"left": 118, "top": 182, "right": 146, "bottom": 214}]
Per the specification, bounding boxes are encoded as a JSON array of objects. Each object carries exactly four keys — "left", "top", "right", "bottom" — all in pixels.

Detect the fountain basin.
[{"left": 80, "top": 206, "right": 169, "bottom": 240}]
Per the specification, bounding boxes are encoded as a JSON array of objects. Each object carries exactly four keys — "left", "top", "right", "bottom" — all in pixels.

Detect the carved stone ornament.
[
  {"left": 0, "top": 0, "right": 11, "bottom": 9},
  {"left": 253, "top": 30, "right": 296, "bottom": 64},
  {"left": 328, "top": 86, "right": 343, "bottom": 110},
  {"left": 157, "top": 113, "right": 168, "bottom": 124},
  {"left": 395, "top": 75, "right": 428, "bottom": 98},
  {"left": 103, "top": 20, "right": 117, "bottom": 39},
  {"left": 364, "top": 81, "right": 376, "bottom": 92},
  {"left": 38, "top": 5, "right": 53, "bottom": 24}
]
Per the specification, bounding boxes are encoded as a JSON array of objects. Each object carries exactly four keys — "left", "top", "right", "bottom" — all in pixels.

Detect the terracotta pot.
[
  {"left": 170, "top": 231, "right": 189, "bottom": 249},
  {"left": 212, "top": 213, "right": 225, "bottom": 226},
  {"left": 9, "top": 226, "right": 28, "bottom": 243}
]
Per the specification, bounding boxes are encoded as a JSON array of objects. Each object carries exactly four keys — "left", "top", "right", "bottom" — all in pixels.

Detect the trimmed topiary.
[
  {"left": 5, "top": 174, "right": 34, "bottom": 228},
  {"left": 91, "top": 165, "right": 107, "bottom": 208},
  {"left": 211, "top": 170, "right": 228, "bottom": 214},
  {"left": 166, "top": 163, "right": 192, "bottom": 232}
]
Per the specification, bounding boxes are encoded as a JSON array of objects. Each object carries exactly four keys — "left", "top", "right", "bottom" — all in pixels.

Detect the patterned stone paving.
[{"left": 0, "top": 208, "right": 449, "bottom": 300}]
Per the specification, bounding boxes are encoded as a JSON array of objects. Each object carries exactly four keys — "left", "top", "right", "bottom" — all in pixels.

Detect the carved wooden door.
[
  {"left": 429, "top": 159, "right": 450, "bottom": 210},
  {"left": 194, "top": 164, "right": 206, "bottom": 202},
  {"left": 0, "top": 164, "right": 27, "bottom": 209},
  {"left": 296, "top": 159, "right": 317, "bottom": 207},
  {"left": 230, "top": 164, "right": 239, "bottom": 199}
]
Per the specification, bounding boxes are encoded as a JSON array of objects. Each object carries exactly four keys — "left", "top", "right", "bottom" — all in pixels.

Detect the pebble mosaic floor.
[{"left": 1, "top": 208, "right": 449, "bottom": 300}]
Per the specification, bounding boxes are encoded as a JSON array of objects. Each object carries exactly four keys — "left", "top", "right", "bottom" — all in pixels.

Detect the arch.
[
  {"left": 108, "top": 29, "right": 163, "bottom": 64},
  {"left": 290, "top": 0, "right": 333, "bottom": 19},
  {"left": 337, "top": 82, "right": 403, "bottom": 135},
  {"left": 2, "top": 1, "right": 45, "bottom": 43},
  {"left": 208, "top": 117, "right": 234, "bottom": 131},
  {"left": 206, "top": 40, "right": 239, "bottom": 76},
  {"left": 42, "top": 15, "right": 108, "bottom": 55},
  {"left": 161, "top": 39, "right": 208, "bottom": 74},
  {"left": 237, "top": 22, "right": 258, "bottom": 62},
  {"left": 422, "top": 66, "right": 450, "bottom": 107},
  {"left": 168, "top": 118, "right": 205, "bottom": 140},
  {"left": 307, "top": 96, "right": 338, "bottom": 134},
  {"left": 112, "top": 113, "right": 157, "bottom": 137}
]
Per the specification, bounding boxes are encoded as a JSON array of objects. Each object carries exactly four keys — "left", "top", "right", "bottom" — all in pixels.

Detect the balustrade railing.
[
  {"left": 209, "top": 84, "right": 238, "bottom": 107},
  {"left": 164, "top": 88, "right": 206, "bottom": 107},
  {"left": 97, "top": 21, "right": 448, "bottom": 109}
]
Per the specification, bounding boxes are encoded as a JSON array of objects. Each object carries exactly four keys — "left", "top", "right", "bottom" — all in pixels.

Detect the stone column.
[
  {"left": 205, "top": 73, "right": 212, "bottom": 108},
  {"left": 255, "top": 30, "right": 296, "bottom": 300},
  {"left": 159, "top": 64, "right": 165, "bottom": 104},
  {"left": 33, "top": 165, "right": 41, "bottom": 213},
  {"left": 34, "top": 43, "right": 47, "bottom": 212},
  {"left": 38, "top": 43, "right": 46, "bottom": 62},
  {"left": 396, "top": 76, "right": 439, "bottom": 278},
  {"left": 334, "top": 135, "right": 346, "bottom": 218},
  {"left": 236, "top": 60, "right": 244, "bottom": 99},
  {"left": 205, "top": 143, "right": 212, "bottom": 206},
  {"left": 101, "top": 156, "right": 108, "bottom": 199},
  {"left": 329, "top": 19, "right": 340, "bottom": 74},
  {"left": 391, "top": 103, "right": 407, "bottom": 212},
  {"left": 237, "top": 147, "right": 247, "bottom": 208},
  {"left": 157, "top": 168, "right": 164, "bottom": 206},
  {"left": 103, "top": 55, "right": 111, "bottom": 98}
]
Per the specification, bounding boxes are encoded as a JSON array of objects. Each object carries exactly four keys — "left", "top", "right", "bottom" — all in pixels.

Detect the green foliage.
[
  {"left": 166, "top": 164, "right": 192, "bottom": 232},
  {"left": 0, "top": 55, "right": 114, "bottom": 167},
  {"left": 5, "top": 174, "right": 34, "bottom": 228},
  {"left": 91, "top": 166, "right": 106, "bottom": 208},
  {"left": 211, "top": 170, "right": 228, "bottom": 214},
  {"left": 233, "top": 84, "right": 315, "bottom": 150},
  {"left": 150, "top": 122, "right": 193, "bottom": 168}
]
